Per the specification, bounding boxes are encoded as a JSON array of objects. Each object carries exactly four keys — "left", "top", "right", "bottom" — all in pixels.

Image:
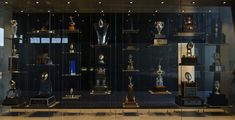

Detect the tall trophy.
[
  {"left": 2, "top": 80, "right": 23, "bottom": 106},
  {"left": 180, "top": 41, "right": 197, "bottom": 65},
  {"left": 68, "top": 16, "right": 76, "bottom": 31},
  {"left": 123, "top": 76, "right": 139, "bottom": 108},
  {"left": 29, "top": 72, "right": 56, "bottom": 107},
  {"left": 10, "top": 20, "right": 18, "bottom": 38},
  {"left": 149, "top": 63, "right": 170, "bottom": 94},
  {"left": 153, "top": 21, "right": 167, "bottom": 46},
  {"left": 93, "top": 19, "right": 109, "bottom": 45},
  {"left": 209, "top": 53, "right": 224, "bottom": 72}
]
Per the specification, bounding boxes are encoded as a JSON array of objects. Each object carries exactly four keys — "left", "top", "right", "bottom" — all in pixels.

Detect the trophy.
[
  {"left": 69, "top": 43, "right": 75, "bottom": 53},
  {"left": 12, "top": 44, "right": 18, "bottom": 57},
  {"left": 184, "top": 16, "right": 195, "bottom": 32},
  {"left": 94, "top": 19, "right": 109, "bottom": 45},
  {"left": 153, "top": 21, "right": 167, "bottom": 46},
  {"left": 214, "top": 81, "right": 220, "bottom": 95},
  {"left": 38, "top": 72, "right": 52, "bottom": 96},
  {"left": 69, "top": 60, "right": 76, "bottom": 75},
  {"left": 155, "top": 64, "right": 165, "bottom": 87},
  {"left": 10, "top": 20, "right": 18, "bottom": 38},
  {"left": 68, "top": 16, "right": 76, "bottom": 31},
  {"left": 127, "top": 54, "right": 134, "bottom": 70},
  {"left": 123, "top": 76, "right": 139, "bottom": 107},
  {"left": 185, "top": 72, "right": 193, "bottom": 83},
  {"left": 180, "top": 41, "right": 197, "bottom": 65},
  {"left": 210, "top": 53, "right": 224, "bottom": 72},
  {"left": 98, "top": 54, "right": 105, "bottom": 64}
]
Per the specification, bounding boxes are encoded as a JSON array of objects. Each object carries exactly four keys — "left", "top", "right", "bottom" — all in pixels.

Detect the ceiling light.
[
  {"left": 102, "top": 14, "right": 105, "bottom": 16},
  {"left": 101, "top": 10, "right": 104, "bottom": 13},
  {"left": 153, "top": 14, "right": 155, "bottom": 16},
  {"left": 208, "top": 9, "right": 212, "bottom": 13},
  {"left": 182, "top": 9, "right": 185, "bottom": 13},
  {"left": 161, "top": 1, "right": 164, "bottom": 4},
  {"left": 128, "top": 10, "right": 131, "bottom": 13},
  {"left": 192, "top": 1, "right": 195, "bottom": 4},
  {"left": 36, "top": 1, "right": 39, "bottom": 4},
  {"left": 67, "top": 1, "right": 71, "bottom": 5},
  {"left": 74, "top": 10, "right": 78, "bottom": 13},
  {"left": 155, "top": 10, "right": 158, "bottom": 13},
  {"left": 4, "top": 1, "right": 8, "bottom": 4},
  {"left": 98, "top": 1, "right": 102, "bottom": 4},
  {"left": 48, "top": 10, "right": 51, "bottom": 13},
  {"left": 130, "top": 1, "right": 133, "bottom": 4},
  {"left": 223, "top": 1, "right": 226, "bottom": 4},
  {"left": 20, "top": 10, "right": 24, "bottom": 13},
  {"left": 127, "top": 14, "right": 130, "bottom": 16}
]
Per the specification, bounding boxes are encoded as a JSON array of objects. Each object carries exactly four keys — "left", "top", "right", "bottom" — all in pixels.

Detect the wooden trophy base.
[
  {"left": 123, "top": 100, "right": 139, "bottom": 108},
  {"left": 152, "top": 39, "right": 168, "bottom": 46},
  {"left": 180, "top": 56, "right": 197, "bottom": 65},
  {"left": 149, "top": 85, "right": 171, "bottom": 94}
]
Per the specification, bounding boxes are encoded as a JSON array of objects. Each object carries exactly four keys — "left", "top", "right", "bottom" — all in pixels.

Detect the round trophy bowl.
[{"left": 155, "top": 21, "right": 164, "bottom": 35}]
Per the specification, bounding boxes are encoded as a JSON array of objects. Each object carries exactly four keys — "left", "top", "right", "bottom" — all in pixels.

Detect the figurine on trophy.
[
  {"left": 2, "top": 80, "right": 23, "bottom": 106},
  {"left": 10, "top": 20, "right": 18, "bottom": 38},
  {"left": 209, "top": 53, "right": 224, "bottom": 72},
  {"left": 93, "top": 19, "right": 109, "bottom": 45},
  {"left": 123, "top": 76, "right": 139, "bottom": 107},
  {"left": 155, "top": 64, "right": 165, "bottom": 87},
  {"left": 69, "top": 43, "right": 75, "bottom": 53},
  {"left": 68, "top": 16, "right": 76, "bottom": 31},
  {"left": 29, "top": 72, "right": 56, "bottom": 106},
  {"left": 98, "top": 54, "right": 105, "bottom": 64},
  {"left": 180, "top": 41, "right": 197, "bottom": 65},
  {"left": 153, "top": 21, "right": 167, "bottom": 46}
]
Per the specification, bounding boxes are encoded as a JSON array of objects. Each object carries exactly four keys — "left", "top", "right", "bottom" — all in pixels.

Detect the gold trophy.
[
  {"left": 123, "top": 76, "right": 139, "bottom": 108},
  {"left": 69, "top": 43, "right": 75, "bottom": 53},
  {"left": 180, "top": 41, "right": 197, "bottom": 65},
  {"left": 68, "top": 16, "right": 76, "bottom": 31}
]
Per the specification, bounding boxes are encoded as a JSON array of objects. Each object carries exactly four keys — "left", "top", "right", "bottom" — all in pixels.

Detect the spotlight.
[
  {"left": 161, "top": 1, "right": 164, "bottom": 4},
  {"left": 48, "top": 10, "right": 51, "bottom": 13},
  {"left": 4, "top": 1, "right": 8, "bottom": 4},
  {"left": 74, "top": 10, "right": 78, "bottom": 13},
  {"left": 20, "top": 10, "right": 24, "bottom": 13},
  {"left": 155, "top": 10, "right": 158, "bottom": 13},
  {"left": 208, "top": 9, "right": 212, "bottom": 13},
  {"left": 36, "top": 1, "right": 39, "bottom": 4},
  {"left": 192, "top": 1, "right": 195, "bottom": 4},
  {"left": 101, "top": 10, "right": 104, "bottom": 13},
  {"left": 130, "top": 1, "right": 133, "bottom": 4},
  {"left": 98, "top": 1, "right": 102, "bottom": 4},
  {"left": 67, "top": 1, "right": 71, "bottom": 5},
  {"left": 128, "top": 10, "right": 131, "bottom": 13},
  {"left": 223, "top": 1, "right": 226, "bottom": 4}
]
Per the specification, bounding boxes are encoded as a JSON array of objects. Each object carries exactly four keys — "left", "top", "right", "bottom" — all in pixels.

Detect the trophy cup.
[
  {"left": 210, "top": 53, "right": 224, "bottom": 72},
  {"left": 153, "top": 21, "right": 167, "bottom": 46},
  {"left": 184, "top": 16, "right": 195, "bottom": 32},
  {"left": 68, "top": 16, "right": 76, "bottom": 31},
  {"left": 2, "top": 80, "right": 23, "bottom": 106},
  {"left": 69, "top": 43, "right": 75, "bottom": 53},
  {"left": 123, "top": 76, "right": 139, "bottom": 108},
  {"left": 10, "top": 20, "right": 18, "bottom": 38},
  {"left": 180, "top": 41, "right": 197, "bottom": 65},
  {"left": 29, "top": 72, "right": 56, "bottom": 107},
  {"left": 98, "top": 54, "right": 105, "bottom": 64},
  {"left": 93, "top": 19, "right": 109, "bottom": 45}
]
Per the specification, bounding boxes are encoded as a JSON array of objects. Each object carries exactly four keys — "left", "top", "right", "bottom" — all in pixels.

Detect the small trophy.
[
  {"left": 94, "top": 19, "right": 109, "bottom": 45},
  {"left": 98, "top": 54, "right": 105, "bottom": 64},
  {"left": 69, "top": 43, "right": 75, "bottom": 53},
  {"left": 184, "top": 16, "right": 195, "bottom": 32},
  {"left": 68, "top": 16, "right": 76, "bottom": 31},
  {"left": 123, "top": 76, "right": 139, "bottom": 107},
  {"left": 153, "top": 21, "right": 167, "bottom": 46},
  {"left": 10, "top": 20, "right": 18, "bottom": 38},
  {"left": 127, "top": 54, "right": 134, "bottom": 70},
  {"left": 180, "top": 41, "right": 197, "bottom": 65},
  {"left": 210, "top": 53, "right": 224, "bottom": 72},
  {"left": 214, "top": 81, "right": 220, "bottom": 95},
  {"left": 12, "top": 44, "right": 18, "bottom": 57}
]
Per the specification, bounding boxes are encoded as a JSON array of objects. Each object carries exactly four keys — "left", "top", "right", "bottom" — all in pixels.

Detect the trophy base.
[
  {"left": 122, "top": 46, "right": 139, "bottom": 51},
  {"left": 29, "top": 95, "right": 56, "bottom": 107},
  {"left": 209, "top": 64, "right": 225, "bottom": 72},
  {"left": 2, "top": 97, "right": 24, "bottom": 106},
  {"left": 180, "top": 56, "right": 197, "bottom": 65},
  {"left": 175, "top": 96, "right": 204, "bottom": 107},
  {"left": 68, "top": 25, "right": 76, "bottom": 31},
  {"left": 62, "top": 94, "right": 81, "bottom": 100},
  {"left": 207, "top": 93, "right": 228, "bottom": 106},
  {"left": 122, "top": 69, "right": 140, "bottom": 72},
  {"left": 181, "top": 81, "right": 197, "bottom": 97},
  {"left": 123, "top": 101, "right": 139, "bottom": 108},
  {"left": 154, "top": 34, "right": 166, "bottom": 38},
  {"left": 90, "top": 90, "right": 111, "bottom": 95},
  {"left": 152, "top": 39, "right": 168, "bottom": 46},
  {"left": 149, "top": 85, "right": 171, "bottom": 94}
]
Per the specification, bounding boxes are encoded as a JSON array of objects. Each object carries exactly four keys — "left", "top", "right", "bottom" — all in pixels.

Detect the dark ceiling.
[{"left": 0, "top": 0, "right": 234, "bottom": 13}]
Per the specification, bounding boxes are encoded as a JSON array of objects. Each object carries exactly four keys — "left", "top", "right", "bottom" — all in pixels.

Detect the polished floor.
[{"left": 0, "top": 109, "right": 234, "bottom": 120}]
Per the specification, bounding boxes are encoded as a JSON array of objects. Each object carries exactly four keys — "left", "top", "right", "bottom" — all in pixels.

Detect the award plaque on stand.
[
  {"left": 90, "top": 54, "right": 111, "bottom": 95},
  {"left": 175, "top": 72, "right": 204, "bottom": 107},
  {"left": 92, "top": 19, "right": 110, "bottom": 47},
  {"left": 2, "top": 80, "right": 24, "bottom": 106},
  {"left": 149, "top": 64, "right": 171, "bottom": 94},
  {"left": 122, "top": 54, "right": 139, "bottom": 72},
  {"left": 29, "top": 72, "right": 56, "bottom": 107},
  {"left": 180, "top": 41, "right": 197, "bottom": 65},
  {"left": 207, "top": 81, "right": 228, "bottom": 106},
  {"left": 123, "top": 76, "right": 139, "bottom": 108},
  {"left": 152, "top": 21, "right": 167, "bottom": 46}
]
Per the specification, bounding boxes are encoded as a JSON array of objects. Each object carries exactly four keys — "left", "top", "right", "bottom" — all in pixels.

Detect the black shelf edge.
[
  {"left": 26, "top": 64, "right": 60, "bottom": 66},
  {"left": 122, "top": 29, "right": 140, "bottom": 34},
  {"left": 90, "top": 44, "right": 112, "bottom": 48},
  {"left": 174, "top": 32, "right": 204, "bottom": 37},
  {"left": 62, "top": 74, "right": 81, "bottom": 77}
]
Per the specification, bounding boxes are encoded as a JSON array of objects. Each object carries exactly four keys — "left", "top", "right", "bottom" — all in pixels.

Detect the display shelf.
[
  {"left": 90, "top": 44, "right": 112, "bottom": 48},
  {"left": 122, "top": 47, "right": 139, "bottom": 51},
  {"left": 62, "top": 52, "right": 80, "bottom": 55},
  {"left": 26, "top": 64, "right": 60, "bottom": 66},
  {"left": 174, "top": 32, "right": 204, "bottom": 37},
  {"left": 62, "top": 95, "right": 81, "bottom": 100},
  {"left": 149, "top": 90, "right": 172, "bottom": 95},
  {"left": 122, "top": 29, "right": 139, "bottom": 34},
  {"left": 62, "top": 74, "right": 81, "bottom": 77},
  {"left": 5, "top": 37, "right": 23, "bottom": 40},
  {"left": 122, "top": 69, "right": 140, "bottom": 72}
]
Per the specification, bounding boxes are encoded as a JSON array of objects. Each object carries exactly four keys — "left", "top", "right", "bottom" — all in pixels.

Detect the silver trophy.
[
  {"left": 94, "top": 19, "right": 109, "bottom": 45},
  {"left": 155, "top": 64, "right": 165, "bottom": 87},
  {"left": 214, "top": 81, "right": 220, "bottom": 95},
  {"left": 154, "top": 21, "right": 164, "bottom": 35},
  {"left": 10, "top": 20, "right": 18, "bottom": 38}
]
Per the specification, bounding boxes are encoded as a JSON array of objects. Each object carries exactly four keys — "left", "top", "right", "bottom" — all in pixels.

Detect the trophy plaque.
[
  {"left": 62, "top": 88, "right": 81, "bottom": 100},
  {"left": 207, "top": 81, "right": 228, "bottom": 106},
  {"left": 123, "top": 54, "right": 139, "bottom": 72},
  {"left": 10, "top": 20, "right": 18, "bottom": 38},
  {"left": 29, "top": 72, "right": 56, "bottom": 107},
  {"left": 2, "top": 80, "right": 24, "bottom": 106},
  {"left": 123, "top": 76, "right": 139, "bottom": 108},
  {"left": 68, "top": 16, "right": 76, "bottom": 31},
  {"left": 209, "top": 53, "right": 224, "bottom": 72},
  {"left": 94, "top": 19, "right": 109, "bottom": 45},
  {"left": 153, "top": 21, "right": 167, "bottom": 46},
  {"left": 180, "top": 41, "right": 197, "bottom": 65},
  {"left": 149, "top": 64, "right": 171, "bottom": 94}
]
